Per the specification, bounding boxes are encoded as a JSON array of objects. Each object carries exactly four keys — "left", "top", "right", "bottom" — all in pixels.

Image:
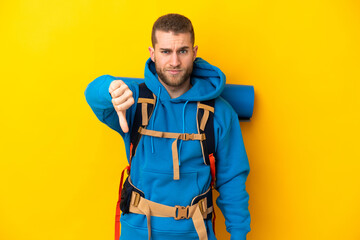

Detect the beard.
[{"left": 155, "top": 61, "right": 193, "bottom": 88}]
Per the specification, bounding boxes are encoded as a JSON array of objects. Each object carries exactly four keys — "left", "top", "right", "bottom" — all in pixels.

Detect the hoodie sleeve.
[
  {"left": 84, "top": 74, "right": 139, "bottom": 138},
  {"left": 214, "top": 98, "right": 251, "bottom": 240}
]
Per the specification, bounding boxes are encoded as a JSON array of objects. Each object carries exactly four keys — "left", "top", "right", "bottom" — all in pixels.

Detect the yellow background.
[{"left": 1, "top": 0, "right": 359, "bottom": 239}]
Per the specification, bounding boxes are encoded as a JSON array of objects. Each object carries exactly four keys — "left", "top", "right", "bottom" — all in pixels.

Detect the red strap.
[
  {"left": 209, "top": 153, "right": 216, "bottom": 188},
  {"left": 209, "top": 153, "right": 216, "bottom": 235},
  {"left": 115, "top": 165, "right": 130, "bottom": 240},
  {"left": 129, "top": 143, "right": 133, "bottom": 160}
]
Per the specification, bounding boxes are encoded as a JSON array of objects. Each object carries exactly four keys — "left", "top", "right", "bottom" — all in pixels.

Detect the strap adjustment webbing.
[
  {"left": 138, "top": 97, "right": 156, "bottom": 126},
  {"left": 138, "top": 127, "right": 206, "bottom": 141},
  {"left": 198, "top": 103, "right": 214, "bottom": 131},
  {"left": 129, "top": 191, "right": 212, "bottom": 240}
]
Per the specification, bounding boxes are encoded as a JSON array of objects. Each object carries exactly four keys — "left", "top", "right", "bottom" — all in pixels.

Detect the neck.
[{"left": 158, "top": 78, "right": 191, "bottom": 99}]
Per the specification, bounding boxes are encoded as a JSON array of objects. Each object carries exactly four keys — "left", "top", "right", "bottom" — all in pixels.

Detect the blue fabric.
[
  {"left": 84, "top": 57, "right": 251, "bottom": 240},
  {"left": 222, "top": 84, "right": 254, "bottom": 120}
]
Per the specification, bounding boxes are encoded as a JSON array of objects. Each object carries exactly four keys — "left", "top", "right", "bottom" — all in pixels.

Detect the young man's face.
[{"left": 149, "top": 31, "right": 198, "bottom": 88}]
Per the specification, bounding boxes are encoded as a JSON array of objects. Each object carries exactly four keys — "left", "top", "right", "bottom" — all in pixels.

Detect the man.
[{"left": 85, "top": 13, "right": 250, "bottom": 240}]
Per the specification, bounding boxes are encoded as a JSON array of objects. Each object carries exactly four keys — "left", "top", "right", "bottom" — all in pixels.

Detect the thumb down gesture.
[{"left": 109, "top": 80, "right": 135, "bottom": 133}]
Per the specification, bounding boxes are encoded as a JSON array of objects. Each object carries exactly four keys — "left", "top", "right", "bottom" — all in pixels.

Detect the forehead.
[{"left": 154, "top": 31, "right": 192, "bottom": 49}]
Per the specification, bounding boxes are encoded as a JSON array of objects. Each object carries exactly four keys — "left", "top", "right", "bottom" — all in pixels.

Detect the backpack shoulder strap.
[
  {"left": 197, "top": 99, "right": 216, "bottom": 187},
  {"left": 197, "top": 99, "right": 217, "bottom": 234},
  {"left": 129, "top": 83, "right": 156, "bottom": 162}
]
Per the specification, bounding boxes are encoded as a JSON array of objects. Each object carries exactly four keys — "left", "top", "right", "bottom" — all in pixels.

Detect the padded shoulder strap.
[
  {"left": 130, "top": 83, "right": 156, "bottom": 162},
  {"left": 197, "top": 99, "right": 215, "bottom": 165},
  {"left": 197, "top": 99, "right": 216, "bottom": 188}
]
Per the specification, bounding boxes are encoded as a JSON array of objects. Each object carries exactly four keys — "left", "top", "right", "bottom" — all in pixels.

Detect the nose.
[{"left": 170, "top": 52, "right": 180, "bottom": 67}]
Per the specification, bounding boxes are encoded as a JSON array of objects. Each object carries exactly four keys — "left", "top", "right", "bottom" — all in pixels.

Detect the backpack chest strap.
[
  {"left": 138, "top": 127, "right": 206, "bottom": 180},
  {"left": 138, "top": 127, "right": 206, "bottom": 141}
]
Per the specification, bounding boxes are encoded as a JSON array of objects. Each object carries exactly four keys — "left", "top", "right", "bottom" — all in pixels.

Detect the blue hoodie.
[{"left": 85, "top": 57, "right": 250, "bottom": 240}]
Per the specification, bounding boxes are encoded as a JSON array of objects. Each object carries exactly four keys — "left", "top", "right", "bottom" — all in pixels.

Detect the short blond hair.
[{"left": 151, "top": 13, "right": 194, "bottom": 47}]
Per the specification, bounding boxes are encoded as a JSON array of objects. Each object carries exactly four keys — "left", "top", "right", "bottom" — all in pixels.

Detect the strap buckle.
[
  {"left": 131, "top": 192, "right": 141, "bottom": 207},
  {"left": 197, "top": 198, "right": 206, "bottom": 215},
  {"left": 174, "top": 205, "right": 190, "bottom": 220},
  {"left": 180, "top": 133, "right": 192, "bottom": 141},
  {"left": 180, "top": 133, "right": 205, "bottom": 141}
]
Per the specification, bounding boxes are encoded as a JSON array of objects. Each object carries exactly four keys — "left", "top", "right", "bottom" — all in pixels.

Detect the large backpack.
[{"left": 115, "top": 83, "right": 217, "bottom": 240}]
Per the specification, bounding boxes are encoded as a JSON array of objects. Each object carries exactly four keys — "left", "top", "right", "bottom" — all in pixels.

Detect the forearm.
[
  {"left": 84, "top": 74, "right": 123, "bottom": 133},
  {"left": 85, "top": 74, "right": 115, "bottom": 113}
]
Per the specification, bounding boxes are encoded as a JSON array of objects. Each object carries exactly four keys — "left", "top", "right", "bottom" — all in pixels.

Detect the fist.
[{"left": 109, "top": 80, "right": 135, "bottom": 133}]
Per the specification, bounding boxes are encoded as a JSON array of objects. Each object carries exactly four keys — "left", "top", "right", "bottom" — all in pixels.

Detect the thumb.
[{"left": 117, "top": 110, "right": 129, "bottom": 133}]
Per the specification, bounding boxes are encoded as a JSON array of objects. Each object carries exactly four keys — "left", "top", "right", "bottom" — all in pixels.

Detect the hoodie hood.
[{"left": 144, "top": 57, "right": 226, "bottom": 102}]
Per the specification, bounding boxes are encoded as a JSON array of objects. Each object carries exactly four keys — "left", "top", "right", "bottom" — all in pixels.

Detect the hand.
[{"left": 109, "top": 80, "right": 135, "bottom": 133}]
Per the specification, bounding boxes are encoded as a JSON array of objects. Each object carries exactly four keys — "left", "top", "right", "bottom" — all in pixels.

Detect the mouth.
[{"left": 167, "top": 69, "right": 182, "bottom": 75}]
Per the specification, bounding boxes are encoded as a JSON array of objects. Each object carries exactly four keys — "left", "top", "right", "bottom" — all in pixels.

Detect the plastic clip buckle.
[{"left": 174, "top": 205, "right": 190, "bottom": 220}]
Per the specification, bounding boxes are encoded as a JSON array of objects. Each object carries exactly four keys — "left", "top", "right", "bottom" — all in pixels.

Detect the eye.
[
  {"left": 161, "top": 50, "right": 169, "bottom": 54},
  {"left": 179, "top": 50, "right": 188, "bottom": 54}
]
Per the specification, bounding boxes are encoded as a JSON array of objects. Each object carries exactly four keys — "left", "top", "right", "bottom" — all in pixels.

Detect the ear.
[
  {"left": 148, "top": 47, "right": 155, "bottom": 62},
  {"left": 192, "top": 45, "right": 198, "bottom": 61}
]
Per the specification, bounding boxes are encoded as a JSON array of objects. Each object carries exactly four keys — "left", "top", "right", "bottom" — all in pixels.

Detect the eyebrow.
[{"left": 159, "top": 46, "right": 190, "bottom": 51}]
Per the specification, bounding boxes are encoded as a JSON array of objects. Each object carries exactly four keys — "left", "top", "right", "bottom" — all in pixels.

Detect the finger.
[
  {"left": 114, "top": 96, "right": 135, "bottom": 112},
  {"left": 117, "top": 110, "right": 129, "bottom": 133},
  {"left": 109, "top": 80, "right": 124, "bottom": 94},
  {"left": 110, "top": 82, "right": 129, "bottom": 98},
  {"left": 109, "top": 80, "right": 123, "bottom": 92},
  {"left": 112, "top": 89, "right": 133, "bottom": 106}
]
